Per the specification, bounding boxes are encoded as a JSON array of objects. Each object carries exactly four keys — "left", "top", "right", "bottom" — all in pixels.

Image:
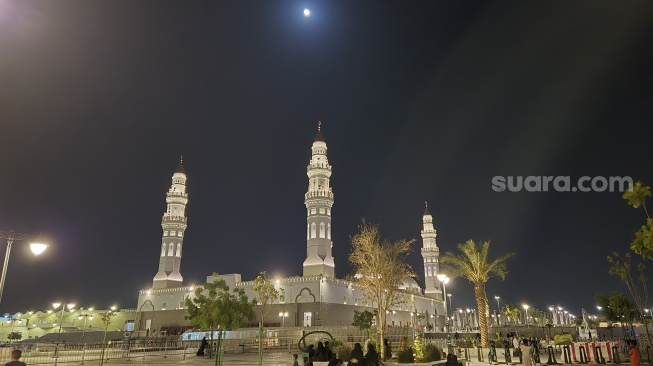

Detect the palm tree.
[{"left": 441, "top": 240, "right": 515, "bottom": 347}]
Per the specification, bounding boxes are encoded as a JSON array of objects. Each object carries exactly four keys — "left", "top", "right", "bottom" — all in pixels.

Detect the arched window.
[
  {"left": 161, "top": 244, "right": 166, "bottom": 257},
  {"left": 176, "top": 243, "right": 182, "bottom": 257},
  {"left": 311, "top": 222, "right": 316, "bottom": 238},
  {"left": 319, "top": 222, "right": 325, "bottom": 238},
  {"left": 428, "top": 267, "right": 432, "bottom": 276},
  {"left": 307, "top": 224, "right": 310, "bottom": 240},
  {"left": 327, "top": 223, "right": 331, "bottom": 239},
  {"left": 168, "top": 243, "right": 174, "bottom": 256}
]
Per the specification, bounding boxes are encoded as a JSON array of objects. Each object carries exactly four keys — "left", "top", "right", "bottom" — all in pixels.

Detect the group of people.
[
  {"left": 348, "top": 342, "right": 379, "bottom": 366},
  {"left": 293, "top": 341, "right": 380, "bottom": 366},
  {"left": 485, "top": 335, "right": 540, "bottom": 366},
  {"left": 303, "top": 340, "right": 335, "bottom": 364}
]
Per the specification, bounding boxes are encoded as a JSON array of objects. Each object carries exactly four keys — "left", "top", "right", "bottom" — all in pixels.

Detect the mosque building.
[{"left": 135, "top": 124, "right": 447, "bottom": 335}]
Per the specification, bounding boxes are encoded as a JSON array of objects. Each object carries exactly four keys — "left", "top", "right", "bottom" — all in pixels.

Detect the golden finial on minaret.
[
  {"left": 317, "top": 121, "right": 321, "bottom": 132},
  {"left": 425, "top": 200, "right": 428, "bottom": 208},
  {"left": 180, "top": 155, "right": 183, "bottom": 164}
]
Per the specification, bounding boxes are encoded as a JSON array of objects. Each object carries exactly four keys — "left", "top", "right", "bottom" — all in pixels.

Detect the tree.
[
  {"left": 352, "top": 310, "right": 376, "bottom": 339},
  {"left": 607, "top": 252, "right": 652, "bottom": 348},
  {"left": 596, "top": 292, "right": 638, "bottom": 323},
  {"left": 252, "top": 271, "right": 279, "bottom": 366},
  {"left": 597, "top": 292, "right": 638, "bottom": 337},
  {"left": 504, "top": 304, "right": 520, "bottom": 326},
  {"left": 623, "top": 181, "right": 653, "bottom": 259},
  {"left": 441, "top": 240, "right": 515, "bottom": 347},
  {"left": 98, "top": 309, "right": 117, "bottom": 366},
  {"left": 7, "top": 331, "right": 22, "bottom": 341},
  {"left": 531, "top": 310, "right": 545, "bottom": 327},
  {"left": 349, "top": 221, "right": 415, "bottom": 361},
  {"left": 185, "top": 274, "right": 256, "bottom": 366}
]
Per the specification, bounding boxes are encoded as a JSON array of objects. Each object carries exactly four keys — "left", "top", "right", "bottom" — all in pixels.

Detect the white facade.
[
  {"left": 420, "top": 202, "right": 440, "bottom": 297},
  {"left": 152, "top": 159, "right": 188, "bottom": 289},
  {"left": 136, "top": 127, "right": 447, "bottom": 332},
  {"left": 303, "top": 122, "right": 335, "bottom": 278}
]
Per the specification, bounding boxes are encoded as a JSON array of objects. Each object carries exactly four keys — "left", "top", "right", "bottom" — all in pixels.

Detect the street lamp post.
[
  {"left": 0, "top": 230, "right": 48, "bottom": 307},
  {"left": 78, "top": 310, "right": 94, "bottom": 344},
  {"left": 495, "top": 296, "right": 501, "bottom": 326},
  {"left": 437, "top": 274, "right": 450, "bottom": 331},
  {"left": 523, "top": 304, "right": 530, "bottom": 328},
  {"left": 53, "top": 302, "right": 75, "bottom": 365}
]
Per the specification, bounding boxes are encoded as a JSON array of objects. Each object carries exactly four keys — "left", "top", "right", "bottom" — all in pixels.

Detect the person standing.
[
  {"left": 4, "top": 349, "right": 27, "bottom": 366},
  {"left": 520, "top": 339, "right": 533, "bottom": 366},
  {"left": 630, "top": 341, "right": 641, "bottom": 366},
  {"left": 293, "top": 353, "right": 300, "bottom": 366},
  {"left": 384, "top": 339, "right": 392, "bottom": 360},
  {"left": 513, "top": 336, "right": 521, "bottom": 357}
]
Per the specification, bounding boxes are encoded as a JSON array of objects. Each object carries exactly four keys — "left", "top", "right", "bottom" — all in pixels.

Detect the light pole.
[
  {"left": 523, "top": 304, "right": 530, "bottom": 328},
  {"left": 557, "top": 307, "right": 563, "bottom": 325},
  {"left": 279, "top": 311, "right": 288, "bottom": 328},
  {"left": 447, "top": 294, "right": 452, "bottom": 317},
  {"left": 495, "top": 296, "right": 501, "bottom": 326},
  {"left": 52, "top": 302, "right": 75, "bottom": 346},
  {"left": 549, "top": 306, "right": 557, "bottom": 325},
  {"left": 78, "top": 309, "right": 94, "bottom": 344},
  {"left": 0, "top": 230, "right": 48, "bottom": 307},
  {"left": 437, "top": 274, "right": 450, "bottom": 330}
]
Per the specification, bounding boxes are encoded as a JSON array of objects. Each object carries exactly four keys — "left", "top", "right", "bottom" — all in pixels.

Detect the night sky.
[{"left": 1, "top": 1, "right": 652, "bottom": 317}]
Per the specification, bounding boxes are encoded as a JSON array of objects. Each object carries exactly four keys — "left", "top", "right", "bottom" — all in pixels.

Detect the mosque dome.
[{"left": 398, "top": 277, "right": 421, "bottom": 291}]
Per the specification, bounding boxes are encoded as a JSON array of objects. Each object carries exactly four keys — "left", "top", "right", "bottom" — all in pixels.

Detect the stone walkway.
[{"left": 94, "top": 352, "right": 606, "bottom": 366}]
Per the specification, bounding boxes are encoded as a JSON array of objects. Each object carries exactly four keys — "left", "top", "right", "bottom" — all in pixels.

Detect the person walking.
[
  {"left": 520, "top": 339, "right": 533, "bottom": 366},
  {"left": 630, "top": 341, "right": 640, "bottom": 366},
  {"left": 197, "top": 336, "right": 208, "bottom": 356},
  {"left": 4, "top": 349, "right": 27, "bottom": 366}
]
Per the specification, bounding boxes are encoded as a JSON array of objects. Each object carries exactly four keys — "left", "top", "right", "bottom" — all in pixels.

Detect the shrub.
[
  {"left": 397, "top": 347, "right": 415, "bottom": 363},
  {"left": 330, "top": 338, "right": 343, "bottom": 349},
  {"left": 423, "top": 343, "right": 443, "bottom": 362},
  {"left": 336, "top": 345, "right": 352, "bottom": 361}
]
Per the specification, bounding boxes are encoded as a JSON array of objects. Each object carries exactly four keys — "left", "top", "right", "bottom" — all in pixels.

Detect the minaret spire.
[
  {"left": 303, "top": 122, "right": 335, "bottom": 277},
  {"left": 152, "top": 160, "right": 189, "bottom": 289},
  {"left": 421, "top": 202, "right": 440, "bottom": 298}
]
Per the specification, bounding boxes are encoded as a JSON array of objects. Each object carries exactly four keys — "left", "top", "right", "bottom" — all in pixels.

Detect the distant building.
[{"left": 136, "top": 124, "right": 447, "bottom": 335}]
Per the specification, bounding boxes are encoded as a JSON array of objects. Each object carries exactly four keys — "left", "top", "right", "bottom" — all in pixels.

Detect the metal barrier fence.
[
  {"left": 4, "top": 340, "right": 193, "bottom": 365},
  {"left": 4, "top": 332, "right": 450, "bottom": 365}
]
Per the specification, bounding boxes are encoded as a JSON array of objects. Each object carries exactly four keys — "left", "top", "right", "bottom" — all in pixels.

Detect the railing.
[
  {"left": 305, "top": 190, "right": 334, "bottom": 200},
  {"left": 3, "top": 340, "right": 193, "bottom": 365},
  {"left": 2, "top": 330, "right": 452, "bottom": 365}
]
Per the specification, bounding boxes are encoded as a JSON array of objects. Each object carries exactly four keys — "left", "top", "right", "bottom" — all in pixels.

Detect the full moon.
[{"left": 303, "top": 9, "right": 310, "bottom": 17}]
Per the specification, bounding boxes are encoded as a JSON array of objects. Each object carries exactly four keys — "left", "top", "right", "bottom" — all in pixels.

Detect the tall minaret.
[
  {"left": 152, "top": 158, "right": 188, "bottom": 289},
  {"left": 303, "top": 122, "right": 335, "bottom": 278},
  {"left": 421, "top": 201, "right": 440, "bottom": 298}
]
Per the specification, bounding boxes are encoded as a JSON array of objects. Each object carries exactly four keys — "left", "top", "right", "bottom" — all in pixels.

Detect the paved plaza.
[{"left": 82, "top": 351, "right": 612, "bottom": 366}]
